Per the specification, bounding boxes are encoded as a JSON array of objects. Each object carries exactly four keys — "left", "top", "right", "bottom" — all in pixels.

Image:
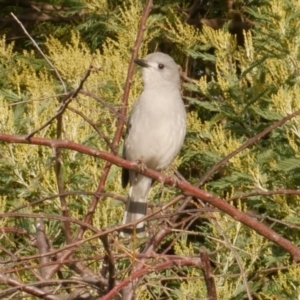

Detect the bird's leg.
[{"left": 132, "top": 159, "right": 147, "bottom": 184}]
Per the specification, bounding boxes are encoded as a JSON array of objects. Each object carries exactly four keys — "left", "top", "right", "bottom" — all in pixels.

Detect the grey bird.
[{"left": 121, "top": 52, "right": 186, "bottom": 237}]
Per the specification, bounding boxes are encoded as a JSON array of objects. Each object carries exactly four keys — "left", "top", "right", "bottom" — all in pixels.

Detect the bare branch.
[
  {"left": 102, "top": 256, "right": 204, "bottom": 300},
  {"left": 199, "top": 248, "right": 217, "bottom": 300},
  {"left": 36, "top": 218, "right": 53, "bottom": 285},
  {"left": 1, "top": 133, "right": 300, "bottom": 261},
  {"left": 0, "top": 273, "right": 60, "bottom": 300},
  {"left": 26, "top": 64, "right": 94, "bottom": 139},
  {"left": 10, "top": 13, "right": 67, "bottom": 93}
]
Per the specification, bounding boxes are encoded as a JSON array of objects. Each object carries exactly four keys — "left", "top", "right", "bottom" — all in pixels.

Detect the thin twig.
[
  {"left": 101, "top": 257, "right": 203, "bottom": 300},
  {"left": 10, "top": 191, "right": 126, "bottom": 212},
  {"left": 198, "top": 108, "right": 300, "bottom": 186},
  {"left": 213, "top": 219, "right": 252, "bottom": 300},
  {"left": 79, "top": 90, "right": 125, "bottom": 122},
  {"left": 10, "top": 13, "right": 66, "bottom": 93},
  {"left": 26, "top": 65, "right": 94, "bottom": 139},
  {"left": 0, "top": 273, "right": 59, "bottom": 300},
  {"left": 102, "top": 235, "right": 116, "bottom": 291},
  {"left": 55, "top": 95, "right": 71, "bottom": 245},
  {"left": 0, "top": 93, "right": 69, "bottom": 107},
  {"left": 67, "top": 105, "right": 115, "bottom": 153},
  {"left": 36, "top": 218, "right": 52, "bottom": 285},
  {"left": 199, "top": 248, "right": 217, "bottom": 300},
  {"left": 121, "top": 196, "right": 194, "bottom": 299}
]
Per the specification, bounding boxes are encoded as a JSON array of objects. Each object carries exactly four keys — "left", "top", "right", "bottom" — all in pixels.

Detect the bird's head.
[{"left": 134, "top": 52, "right": 181, "bottom": 89}]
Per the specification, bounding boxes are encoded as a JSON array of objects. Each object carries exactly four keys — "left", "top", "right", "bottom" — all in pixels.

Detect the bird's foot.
[{"left": 135, "top": 159, "right": 147, "bottom": 174}]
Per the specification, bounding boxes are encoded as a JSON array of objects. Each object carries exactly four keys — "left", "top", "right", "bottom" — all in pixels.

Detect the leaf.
[
  {"left": 185, "top": 99, "right": 220, "bottom": 112},
  {"left": 251, "top": 106, "right": 282, "bottom": 121},
  {"left": 0, "top": 89, "right": 20, "bottom": 103},
  {"left": 186, "top": 49, "right": 216, "bottom": 62},
  {"left": 277, "top": 158, "right": 300, "bottom": 172},
  {"left": 209, "top": 171, "right": 253, "bottom": 189}
]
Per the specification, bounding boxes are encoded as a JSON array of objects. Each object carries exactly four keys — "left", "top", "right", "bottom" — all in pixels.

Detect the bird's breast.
[{"left": 125, "top": 91, "right": 186, "bottom": 170}]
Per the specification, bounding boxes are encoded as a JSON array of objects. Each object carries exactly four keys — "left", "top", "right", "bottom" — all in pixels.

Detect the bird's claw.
[{"left": 136, "top": 159, "right": 147, "bottom": 173}]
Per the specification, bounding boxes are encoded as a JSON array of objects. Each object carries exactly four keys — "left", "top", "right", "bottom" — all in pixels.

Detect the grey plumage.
[{"left": 121, "top": 52, "right": 186, "bottom": 237}]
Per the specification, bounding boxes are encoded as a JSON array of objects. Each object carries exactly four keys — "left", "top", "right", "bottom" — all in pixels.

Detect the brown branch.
[
  {"left": 0, "top": 212, "right": 102, "bottom": 234},
  {"left": 101, "top": 256, "right": 204, "bottom": 300},
  {"left": 10, "top": 191, "right": 126, "bottom": 212},
  {"left": 35, "top": 218, "right": 52, "bottom": 287},
  {"left": 101, "top": 234, "right": 116, "bottom": 292},
  {"left": 0, "top": 278, "right": 98, "bottom": 299},
  {"left": 2, "top": 254, "right": 107, "bottom": 288},
  {"left": 199, "top": 248, "right": 217, "bottom": 300},
  {"left": 121, "top": 195, "right": 197, "bottom": 299},
  {"left": 198, "top": 108, "right": 300, "bottom": 186},
  {"left": 0, "top": 273, "right": 59, "bottom": 300},
  {"left": 0, "top": 212, "right": 102, "bottom": 265},
  {"left": 55, "top": 96, "right": 72, "bottom": 245},
  {"left": 46, "top": 63, "right": 95, "bottom": 280},
  {"left": 1, "top": 133, "right": 300, "bottom": 261},
  {"left": 0, "top": 227, "right": 30, "bottom": 236}
]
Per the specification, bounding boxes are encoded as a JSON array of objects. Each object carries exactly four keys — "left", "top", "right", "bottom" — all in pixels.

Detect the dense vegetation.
[{"left": 1, "top": 0, "right": 300, "bottom": 299}]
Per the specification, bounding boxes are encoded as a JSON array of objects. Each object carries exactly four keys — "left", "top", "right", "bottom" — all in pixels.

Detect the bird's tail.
[{"left": 120, "top": 174, "right": 152, "bottom": 237}]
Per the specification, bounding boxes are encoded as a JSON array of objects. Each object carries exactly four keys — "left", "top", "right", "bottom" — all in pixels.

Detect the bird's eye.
[{"left": 158, "top": 63, "right": 164, "bottom": 69}]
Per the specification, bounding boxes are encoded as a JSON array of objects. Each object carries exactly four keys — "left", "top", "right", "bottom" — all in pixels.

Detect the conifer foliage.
[{"left": 1, "top": 0, "right": 300, "bottom": 299}]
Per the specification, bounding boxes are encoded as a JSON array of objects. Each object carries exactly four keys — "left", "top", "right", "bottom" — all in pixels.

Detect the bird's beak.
[{"left": 134, "top": 58, "right": 149, "bottom": 68}]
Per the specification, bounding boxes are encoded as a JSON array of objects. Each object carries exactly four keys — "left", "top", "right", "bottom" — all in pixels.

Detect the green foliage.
[{"left": 1, "top": 0, "right": 300, "bottom": 299}]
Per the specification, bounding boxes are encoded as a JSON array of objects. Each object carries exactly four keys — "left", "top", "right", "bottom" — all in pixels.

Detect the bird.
[{"left": 121, "top": 52, "right": 186, "bottom": 237}]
